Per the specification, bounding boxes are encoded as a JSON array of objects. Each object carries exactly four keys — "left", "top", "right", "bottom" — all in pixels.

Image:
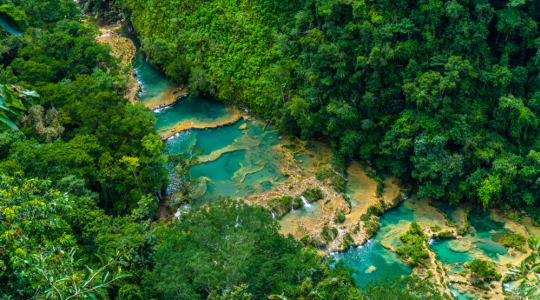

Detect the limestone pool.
[
  {"left": 134, "top": 49, "right": 516, "bottom": 299},
  {"left": 330, "top": 203, "right": 413, "bottom": 287},
  {"left": 135, "top": 54, "right": 286, "bottom": 205}
]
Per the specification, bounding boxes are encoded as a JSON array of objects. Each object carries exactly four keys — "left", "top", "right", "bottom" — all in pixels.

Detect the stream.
[{"left": 131, "top": 45, "right": 531, "bottom": 300}]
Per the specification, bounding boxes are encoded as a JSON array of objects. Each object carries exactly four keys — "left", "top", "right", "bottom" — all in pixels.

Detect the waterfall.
[
  {"left": 300, "top": 195, "right": 311, "bottom": 207},
  {"left": 271, "top": 211, "right": 276, "bottom": 219}
]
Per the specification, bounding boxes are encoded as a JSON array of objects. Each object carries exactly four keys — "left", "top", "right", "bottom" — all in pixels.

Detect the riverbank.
[
  {"left": 95, "top": 24, "right": 140, "bottom": 104},
  {"left": 95, "top": 18, "right": 539, "bottom": 300}
]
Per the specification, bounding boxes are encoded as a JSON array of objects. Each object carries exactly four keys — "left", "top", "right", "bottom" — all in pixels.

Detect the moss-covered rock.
[{"left": 267, "top": 195, "right": 293, "bottom": 217}]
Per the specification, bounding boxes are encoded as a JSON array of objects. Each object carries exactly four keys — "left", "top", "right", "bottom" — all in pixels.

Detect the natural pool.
[
  {"left": 331, "top": 203, "right": 413, "bottom": 287},
  {"left": 135, "top": 53, "right": 286, "bottom": 205},
  {"left": 134, "top": 47, "right": 520, "bottom": 299},
  {"left": 430, "top": 203, "right": 510, "bottom": 264},
  {"left": 133, "top": 52, "right": 176, "bottom": 104}
]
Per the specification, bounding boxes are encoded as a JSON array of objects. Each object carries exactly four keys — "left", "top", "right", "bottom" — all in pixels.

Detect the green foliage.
[
  {"left": 435, "top": 231, "right": 455, "bottom": 239},
  {"left": 321, "top": 225, "right": 338, "bottom": 242},
  {"left": 316, "top": 166, "right": 345, "bottom": 193},
  {"left": 267, "top": 195, "right": 293, "bottom": 217},
  {"left": 499, "top": 233, "right": 527, "bottom": 252},
  {"left": 334, "top": 209, "right": 346, "bottom": 224},
  {"left": 116, "top": 0, "right": 540, "bottom": 212},
  {"left": 358, "top": 276, "right": 445, "bottom": 300},
  {"left": 144, "top": 200, "right": 355, "bottom": 299},
  {"left": 0, "top": 175, "right": 127, "bottom": 298},
  {"left": 302, "top": 187, "right": 324, "bottom": 203},
  {"left": 396, "top": 222, "right": 429, "bottom": 267},
  {"left": 430, "top": 225, "right": 441, "bottom": 232},
  {"left": 363, "top": 218, "right": 380, "bottom": 238},
  {"left": 467, "top": 259, "right": 502, "bottom": 287},
  {"left": 0, "top": 0, "right": 169, "bottom": 214},
  {"left": 292, "top": 196, "right": 303, "bottom": 210},
  {"left": 367, "top": 204, "right": 384, "bottom": 217},
  {"left": 300, "top": 234, "right": 325, "bottom": 249},
  {"left": 0, "top": 84, "right": 37, "bottom": 129}
]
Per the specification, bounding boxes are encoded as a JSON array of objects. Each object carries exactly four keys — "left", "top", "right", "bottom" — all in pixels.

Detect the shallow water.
[
  {"left": 431, "top": 239, "right": 472, "bottom": 264},
  {"left": 0, "top": 15, "right": 22, "bottom": 36},
  {"left": 175, "top": 118, "right": 285, "bottom": 205},
  {"left": 331, "top": 203, "right": 413, "bottom": 287},
  {"left": 132, "top": 49, "right": 287, "bottom": 205},
  {"left": 154, "top": 97, "right": 231, "bottom": 133},
  {"left": 133, "top": 52, "right": 175, "bottom": 103},
  {"left": 431, "top": 205, "right": 509, "bottom": 263},
  {"left": 135, "top": 46, "right": 510, "bottom": 296}
]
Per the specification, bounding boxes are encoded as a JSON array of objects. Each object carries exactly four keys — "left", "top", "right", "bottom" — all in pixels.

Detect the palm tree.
[{"left": 0, "top": 84, "right": 39, "bottom": 129}]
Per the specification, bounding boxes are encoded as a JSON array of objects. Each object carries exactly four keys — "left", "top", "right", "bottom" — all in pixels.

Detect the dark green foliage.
[
  {"left": 144, "top": 200, "right": 351, "bottom": 299},
  {"left": 467, "top": 259, "right": 502, "bottom": 287},
  {"left": 316, "top": 166, "right": 346, "bottom": 193},
  {"left": 267, "top": 195, "right": 293, "bottom": 217},
  {"left": 363, "top": 218, "right": 380, "bottom": 238},
  {"left": 0, "top": 0, "right": 168, "bottom": 215},
  {"left": 396, "top": 222, "right": 430, "bottom": 267},
  {"left": 117, "top": 0, "right": 540, "bottom": 213},
  {"left": 358, "top": 276, "right": 445, "bottom": 300},
  {"left": 367, "top": 204, "right": 384, "bottom": 217},
  {"left": 334, "top": 209, "right": 346, "bottom": 224},
  {"left": 302, "top": 187, "right": 324, "bottom": 203},
  {"left": 435, "top": 231, "right": 455, "bottom": 239},
  {"left": 321, "top": 225, "right": 338, "bottom": 242},
  {"left": 499, "top": 233, "right": 526, "bottom": 252},
  {"left": 293, "top": 195, "right": 303, "bottom": 209},
  {"left": 300, "top": 234, "right": 325, "bottom": 249}
]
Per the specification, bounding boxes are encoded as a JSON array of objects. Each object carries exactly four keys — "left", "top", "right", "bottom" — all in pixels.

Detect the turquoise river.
[{"left": 133, "top": 48, "right": 532, "bottom": 300}]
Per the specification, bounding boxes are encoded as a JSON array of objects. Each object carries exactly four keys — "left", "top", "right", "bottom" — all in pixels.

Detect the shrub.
[
  {"left": 343, "top": 233, "right": 354, "bottom": 249},
  {"left": 267, "top": 195, "right": 293, "bottom": 217},
  {"left": 375, "top": 178, "right": 384, "bottom": 197},
  {"left": 499, "top": 233, "right": 526, "bottom": 252},
  {"left": 367, "top": 204, "right": 383, "bottom": 216},
  {"left": 331, "top": 175, "right": 346, "bottom": 193},
  {"left": 302, "top": 187, "right": 324, "bottom": 203},
  {"left": 363, "top": 218, "right": 380, "bottom": 237},
  {"left": 300, "top": 234, "right": 325, "bottom": 249},
  {"left": 334, "top": 210, "right": 346, "bottom": 224},
  {"left": 430, "top": 225, "right": 441, "bottom": 232},
  {"left": 321, "top": 225, "right": 338, "bottom": 242},
  {"left": 343, "top": 194, "right": 352, "bottom": 209},
  {"left": 396, "top": 222, "right": 429, "bottom": 267},
  {"left": 292, "top": 196, "right": 303, "bottom": 210},
  {"left": 467, "top": 259, "right": 501, "bottom": 287},
  {"left": 435, "top": 231, "right": 455, "bottom": 239},
  {"left": 360, "top": 213, "right": 370, "bottom": 222}
]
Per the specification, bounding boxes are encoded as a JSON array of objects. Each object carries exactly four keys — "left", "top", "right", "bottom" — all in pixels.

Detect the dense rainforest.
[
  {"left": 1, "top": 0, "right": 539, "bottom": 299},
  {"left": 0, "top": 0, "right": 451, "bottom": 299},
  {"left": 101, "top": 0, "right": 540, "bottom": 217}
]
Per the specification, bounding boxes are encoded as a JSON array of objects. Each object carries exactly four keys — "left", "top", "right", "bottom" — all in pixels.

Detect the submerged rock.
[{"left": 365, "top": 265, "right": 376, "bottom": 273}]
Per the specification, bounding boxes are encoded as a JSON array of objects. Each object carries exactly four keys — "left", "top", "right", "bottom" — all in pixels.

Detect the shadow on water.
[{"left": 0, "top": 14, "right": 22, "bottom": 36}]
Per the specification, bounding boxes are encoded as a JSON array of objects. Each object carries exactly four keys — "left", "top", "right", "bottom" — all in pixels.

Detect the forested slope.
[
  {"left": 114, "top": 0, "right": 540, "bottom": 215},
  {"left": 0, "top": 1, "right": 449, "bottom": 298}
]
